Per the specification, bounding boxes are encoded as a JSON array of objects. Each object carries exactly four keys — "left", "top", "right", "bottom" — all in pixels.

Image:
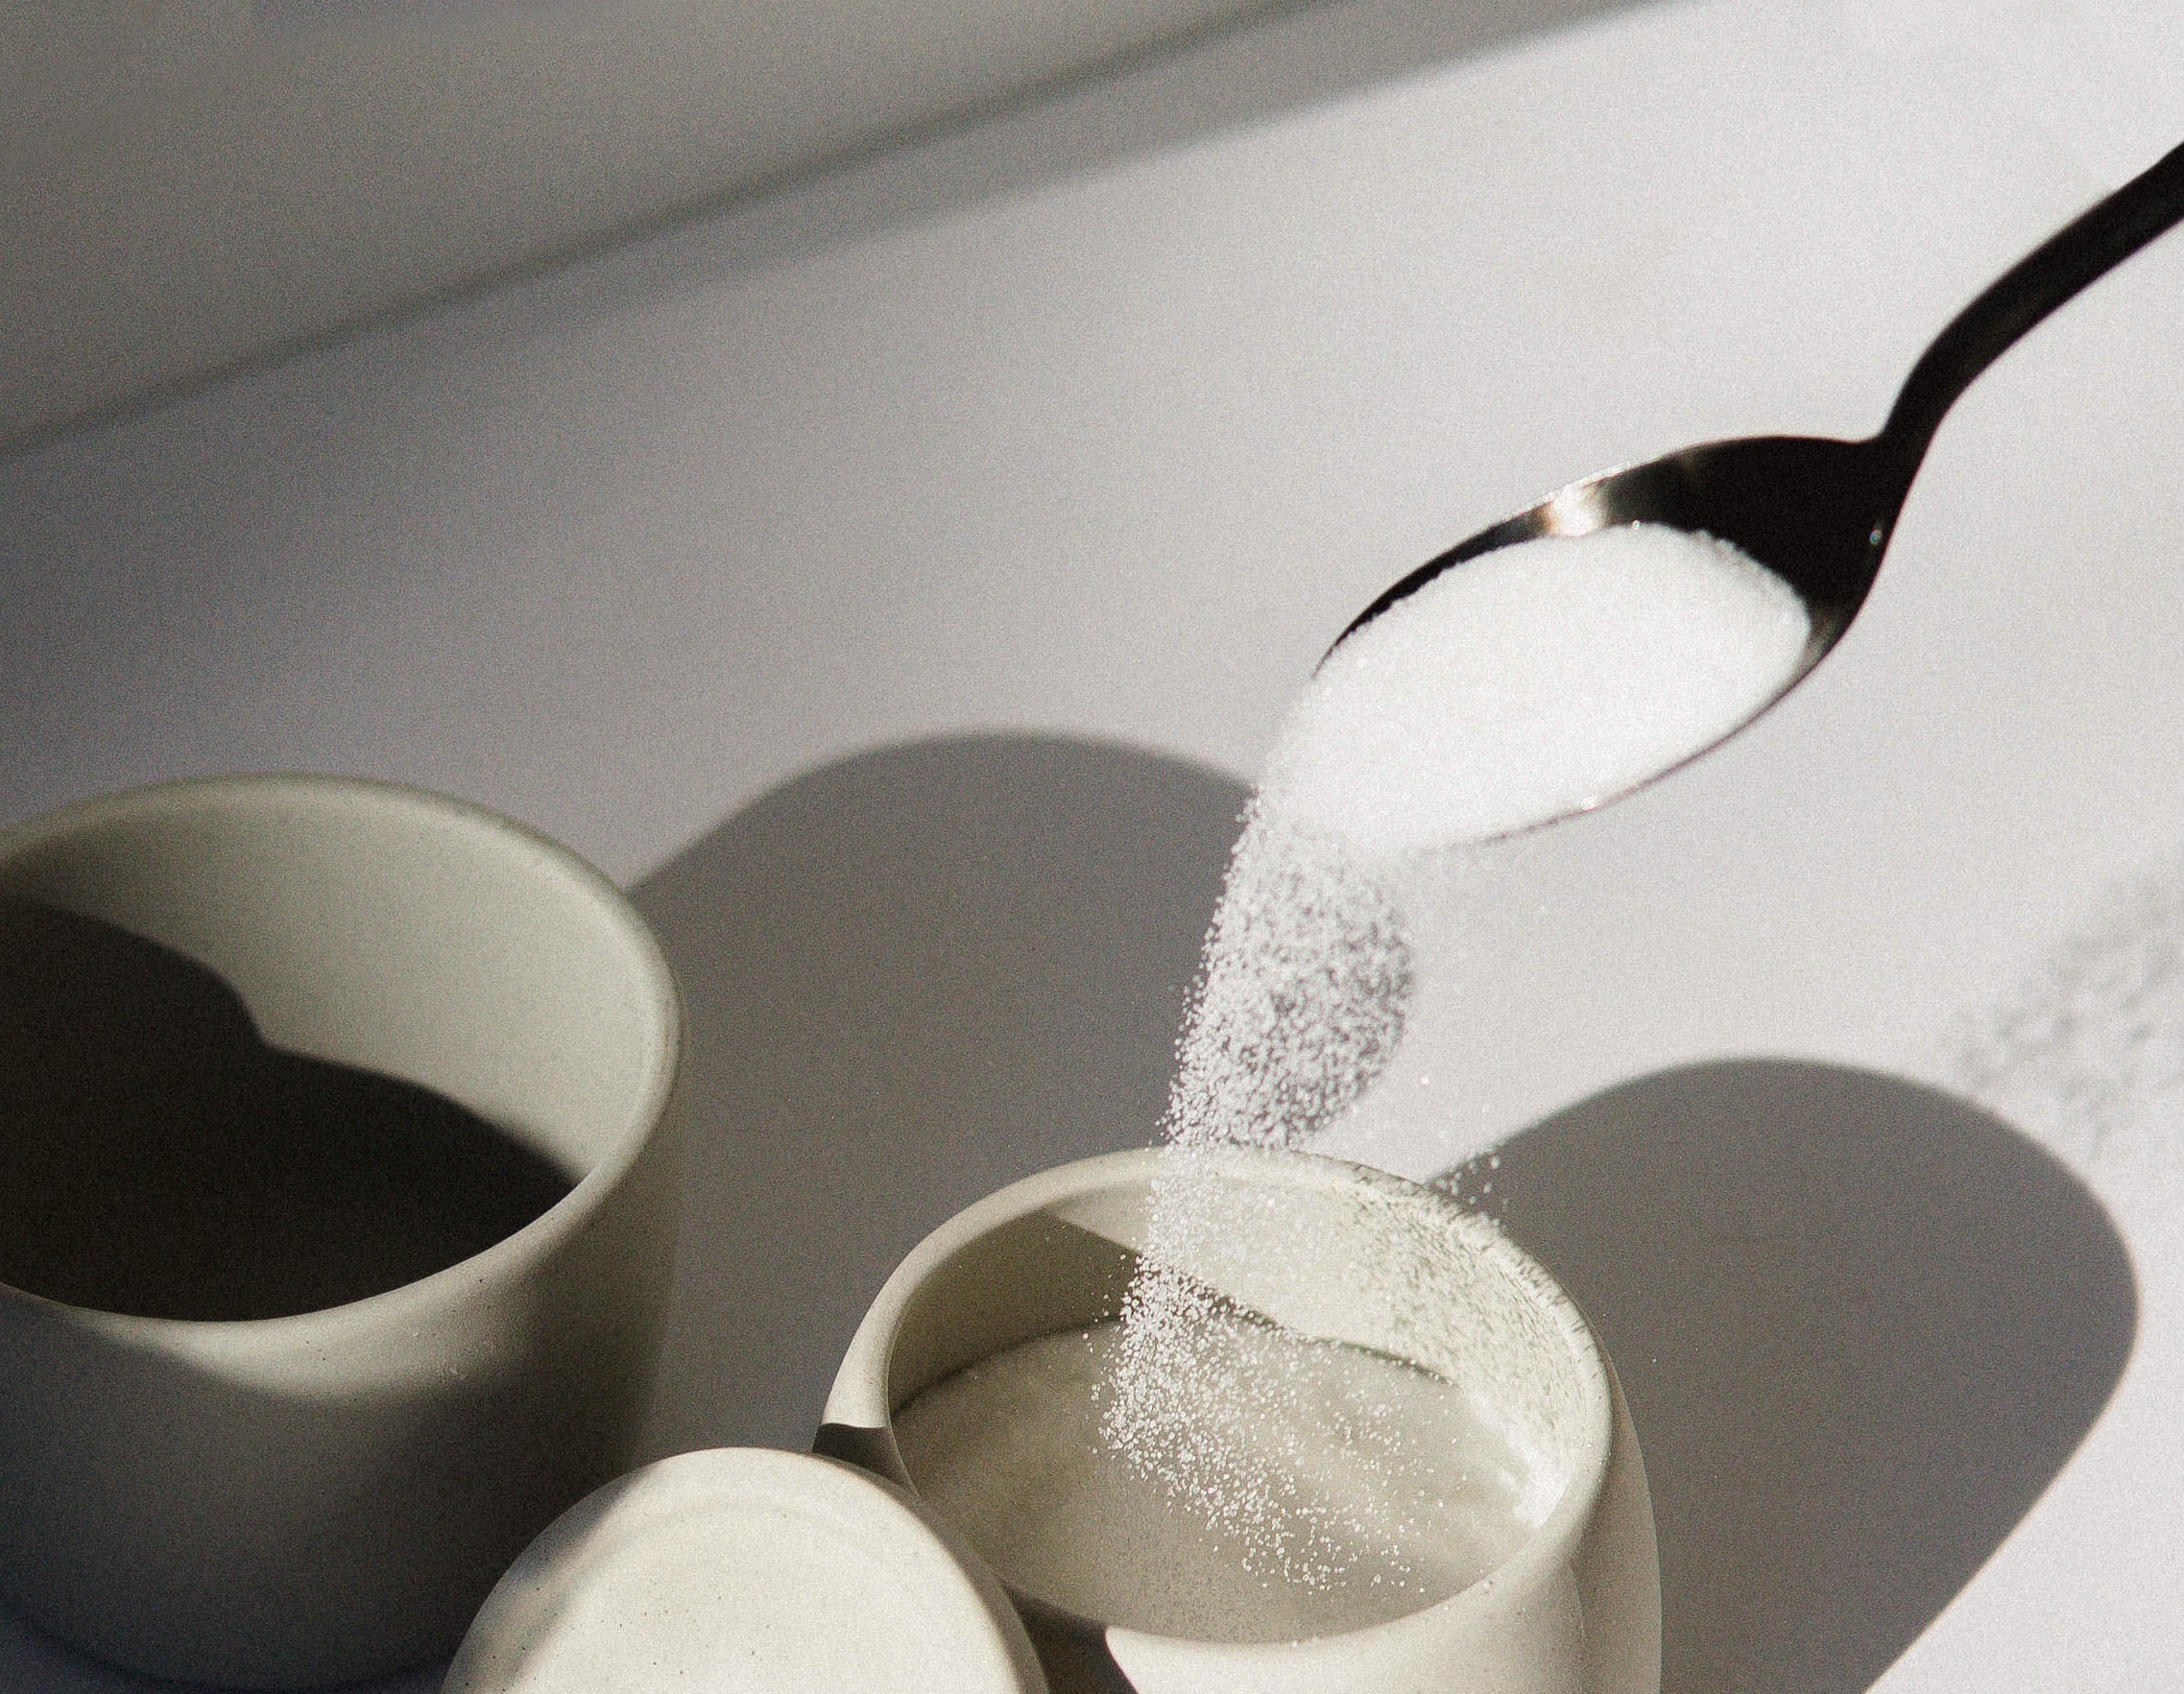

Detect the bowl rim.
[
  {"left": 827, "top": 1144, "right": 1615, "bottom": 1656},
  {"left": 0, "top": 771, "right": 684, "bottom": 1338}
]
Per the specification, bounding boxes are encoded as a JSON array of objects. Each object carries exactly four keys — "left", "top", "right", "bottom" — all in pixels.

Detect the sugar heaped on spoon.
[{"left": 1331, "top": 135, "right": 2184, "bottom": 832}]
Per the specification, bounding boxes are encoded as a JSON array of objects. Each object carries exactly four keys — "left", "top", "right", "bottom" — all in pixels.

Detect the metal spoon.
[{"left": 1337, "top": 137, "right": 2184, "bottom": 689}]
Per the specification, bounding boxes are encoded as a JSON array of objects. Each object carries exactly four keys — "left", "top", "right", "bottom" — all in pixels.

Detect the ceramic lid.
[{"left": 443, "top": 1447, "right": 1047, "bottom": 1693}]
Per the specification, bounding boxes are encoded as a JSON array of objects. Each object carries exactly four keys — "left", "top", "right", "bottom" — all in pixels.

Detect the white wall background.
[
  {"left": 2, "top": 0, "right": 1291, "bottom": 445},
  {"left": 1, "top": 0, "right": 1620, "bottom": 449}
]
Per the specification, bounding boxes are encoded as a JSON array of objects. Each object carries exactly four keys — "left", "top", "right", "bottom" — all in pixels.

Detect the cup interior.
[
  {"left": 862, "top": 1148, "right": 1611, "bottom": 1641},
  {"left": 1, "top": 777, "right": 671, "bottom": 1178},
  {"left": 0, "top": 777, "right": 678, "bottom": 1317}
]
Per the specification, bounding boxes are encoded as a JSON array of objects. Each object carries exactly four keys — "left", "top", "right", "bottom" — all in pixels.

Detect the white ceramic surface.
[
  {"left": 822, "top": 1148, "right": 1660, "bottom": 1694},
  {"left": 5, "top": 0, "right": 2184, "bottom": 1689},
  {"left": 442, "top": 1446, "right": 1046, "bottom": 1694},
  {"left": 0, "top": 776, "right": 685, "bottom": 1687}
]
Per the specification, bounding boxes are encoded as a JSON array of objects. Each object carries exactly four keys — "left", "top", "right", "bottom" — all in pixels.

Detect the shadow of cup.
[
  {"left": 0, "top": 776, "right": 685, "bottom": 1688},
  {"left": 631, "top": 734, "right": 1250, "bottom": 1459},
  {"left": 1451, "top": 1060, "right": 2137, "bottom": 1694}
]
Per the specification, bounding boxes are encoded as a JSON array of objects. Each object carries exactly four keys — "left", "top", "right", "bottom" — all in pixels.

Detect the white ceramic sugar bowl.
[{"left": 819, "top": 1147, "right": 1661, "bottom": 1694}]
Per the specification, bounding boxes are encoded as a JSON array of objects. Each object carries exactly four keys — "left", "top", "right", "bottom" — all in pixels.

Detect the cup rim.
[
  {"left": 0, "top": 772, "right": 684, "bottom": 1337},
  {"left": 828, "top": 1144, "right": 1615, "bottom": 1656}
]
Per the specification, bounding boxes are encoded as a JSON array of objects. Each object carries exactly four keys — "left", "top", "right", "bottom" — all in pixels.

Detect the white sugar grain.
[
  {"left": 1160, "top": 807, "right": 1413, "bottom": 1152},
  {"left": 1264, "top": 524, "right": 1812, "bottom": 860},
  {"left": 898, "top": 1319, "right": 1536, "bottom": 1642},
  {"left": 1100, "top": 524, "right": 1810, "bottom": 1605}
]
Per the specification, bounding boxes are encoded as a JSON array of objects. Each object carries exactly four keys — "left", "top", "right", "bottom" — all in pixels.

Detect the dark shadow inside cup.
[{"left": 0, "top": 896, "right": 574, "bottom": 1322}]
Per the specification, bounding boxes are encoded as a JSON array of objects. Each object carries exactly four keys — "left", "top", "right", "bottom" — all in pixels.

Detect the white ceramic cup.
[
  {"left": 820, "top": 1147, "right": 1660, "bottom": 1694},
  {"left": 0, "top": 775, "right": 685, "bottom": 1688}
]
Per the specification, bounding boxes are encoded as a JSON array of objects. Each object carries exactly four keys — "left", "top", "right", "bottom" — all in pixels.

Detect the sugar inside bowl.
[{"left": 819, "top": 1147, "right": 1659, "bottom": 1694}]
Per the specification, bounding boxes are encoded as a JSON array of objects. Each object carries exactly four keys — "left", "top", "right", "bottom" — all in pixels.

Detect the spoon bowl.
[
  {"left": 1347, "top": 433, "right": 1886, "bottom": 684},
  {"left": 1339, "top": 138, "right": 2184, "bottom": 714}
]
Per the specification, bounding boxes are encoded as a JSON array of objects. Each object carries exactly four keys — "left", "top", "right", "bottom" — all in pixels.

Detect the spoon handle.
[{"left": 1877, "top": 136, "right": 2184, "bottom": 489}]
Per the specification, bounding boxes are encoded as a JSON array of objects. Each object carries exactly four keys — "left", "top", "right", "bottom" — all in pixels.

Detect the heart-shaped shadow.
[
  {"left": 0, "top": 896, "right": 572, "bottom": 1322},
  {"left": 630, "top": 732, "right": 2136, "bottom": 1693}
]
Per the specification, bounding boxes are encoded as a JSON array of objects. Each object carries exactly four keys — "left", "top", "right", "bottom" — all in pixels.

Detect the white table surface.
[{"left": 4, "top": 0, "right": 2181, "bottom": 1688}]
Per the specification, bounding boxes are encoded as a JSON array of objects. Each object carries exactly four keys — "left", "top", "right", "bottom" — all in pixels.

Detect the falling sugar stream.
[
  {"left": 882, "top": 525, "right": 1813, "bottom": 1634},
  {"left": 1099, "top": 523, "right": 1812, "bottom": 1609}
]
